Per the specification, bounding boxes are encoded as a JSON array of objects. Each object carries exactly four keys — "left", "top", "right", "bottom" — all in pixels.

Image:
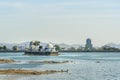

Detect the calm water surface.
[{"left": 0, "top": 52, "right": 120, "bottom": 80}]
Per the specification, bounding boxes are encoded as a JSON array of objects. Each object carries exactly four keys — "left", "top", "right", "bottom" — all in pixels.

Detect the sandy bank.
[
  {"left": 0, "top": 59, "right": 15, "bottom": 63},
  {"left": 0, "top": 69, "right": 68, "bottom": 75}
]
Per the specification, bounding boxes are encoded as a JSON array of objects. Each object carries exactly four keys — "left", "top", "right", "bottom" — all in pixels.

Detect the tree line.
[{"left": 0, "top": 45, "right": 19, "bottom": 51}]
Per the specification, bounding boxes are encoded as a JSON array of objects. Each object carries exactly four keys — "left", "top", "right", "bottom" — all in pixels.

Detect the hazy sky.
[{"left": 0, "top": 0, "right": 120, "bottom": 46}]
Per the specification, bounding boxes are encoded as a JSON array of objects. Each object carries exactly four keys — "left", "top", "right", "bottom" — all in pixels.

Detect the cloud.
[
  {"left": 0, "top": 2, "right": 27, "bottom": 9},
  {"left": 0, "top": 1, "right": 120, "bottom": 17},
  {"left": 0, "top": 1, "right": 120, "bottom": 12},
  {"left": 1, "top": 0, "right": 120, "bottom": 10}
]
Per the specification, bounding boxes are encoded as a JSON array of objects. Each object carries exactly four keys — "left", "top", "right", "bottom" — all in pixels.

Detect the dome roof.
[{"left": 46, "top": 43, "right": 54, "bottom": 48}]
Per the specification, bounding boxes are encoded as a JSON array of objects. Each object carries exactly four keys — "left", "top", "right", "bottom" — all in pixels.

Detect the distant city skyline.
[{"left": 0, "top": 0, "right": 120, "bottom": 46}]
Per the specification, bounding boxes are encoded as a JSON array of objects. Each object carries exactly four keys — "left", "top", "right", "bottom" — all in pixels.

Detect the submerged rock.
[
  {"left": 0, "top": 59, "right": 15, "bottom": 63},
  {"left": 29, "top": 60, "right": 70, "bottom": 64},
  {"left": 96, "top": 61, "right": 100, "bottom": 63}
]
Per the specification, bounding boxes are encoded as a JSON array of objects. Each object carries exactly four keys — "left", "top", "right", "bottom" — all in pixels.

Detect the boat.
[{"left": 24, "top": 41, "right": 59, "bottom": 56}]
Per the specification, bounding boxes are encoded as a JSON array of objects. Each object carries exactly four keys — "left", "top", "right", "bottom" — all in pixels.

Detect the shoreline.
[
  {"left": 0, "top": 69, "right": 68, "bottom": 75},
  {"left": 60, "top": 51, "right": 120, "bottom": 52},
  {"left": 0, "top": 51, "right": 120, "bottom": 53}
]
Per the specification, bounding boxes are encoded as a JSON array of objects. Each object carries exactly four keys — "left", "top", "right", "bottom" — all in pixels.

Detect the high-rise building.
[{"left": 85, "top": 38, "right": 93, "bottom": 50}]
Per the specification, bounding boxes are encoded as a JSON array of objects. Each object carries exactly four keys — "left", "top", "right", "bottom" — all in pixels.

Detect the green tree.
[
  {"left": 33, "top": 41, "right": 40, "bottom": 46},
  {"left": 102, "top": 46, "right": 120, "bottom": 51},
  {"left": 13, "top": 46, "right": 18, "bottom": 51},
  {"left": 3, "top": 46, "right": 7, "bottom": 50},
  {"left": 0, "top": 46, "right": 3, "bottom": 50},
  {"left": 69, "top": 47, "right": 76, "bottom": 51},
  {"left": 33, "top": 41, "right": 40, "bottom": 50},
  {"left": 39, "top": 46, "right": 43, "bottom": 51},
  {"left": 54, "top": 45, "right": 61, "bottom": 51}
]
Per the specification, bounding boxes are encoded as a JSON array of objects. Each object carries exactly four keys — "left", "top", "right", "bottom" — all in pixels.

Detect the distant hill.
[
  {"left": 104, "top": 43, "right": 120, "bottom": 49},
  {"left": 58, "top": 43, "right": 83, "bottom": 49},
  {"left": 0, "top": 42, "right": 83, "bottom": 50},
  {"left": 0, "top": 42, "right": 16, "bottom": 50},
  {"left": 0, "top": 42, "right": 30, "bottom": 50},
  {"left": 1, "top": 41, "right": 119, "bottom": 50}
]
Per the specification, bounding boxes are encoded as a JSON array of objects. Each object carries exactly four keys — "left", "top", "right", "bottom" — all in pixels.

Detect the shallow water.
[{"left": 0, "top": 52, "right": 120, "bottom": 80}]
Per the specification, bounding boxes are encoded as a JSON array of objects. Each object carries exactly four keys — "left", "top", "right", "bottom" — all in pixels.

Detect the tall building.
[{"left": 85, "top": 38, "right": 93, "bottom": 50}]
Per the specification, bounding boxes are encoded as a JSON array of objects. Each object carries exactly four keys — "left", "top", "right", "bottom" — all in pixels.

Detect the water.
[{"left": 0, "top": 52, "right": 120, "bottom": 80}]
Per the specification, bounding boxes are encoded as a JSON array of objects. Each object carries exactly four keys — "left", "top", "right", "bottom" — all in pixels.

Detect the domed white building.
[
  {"left": 43, "top": 43, "right": 56, "bottom": 52},
  {"left": 25, "top": 41, "right": 58, "bottom": 56},
  {"left": 46, "top": 43, "right": 54, "bottom": 49}
]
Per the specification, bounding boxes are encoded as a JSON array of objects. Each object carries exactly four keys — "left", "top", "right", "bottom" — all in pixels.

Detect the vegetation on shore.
[
  {"left": 0, "top": 45, "right": 21, "bottom": 52},
  {"left": 0, "top": 41, "right": 120, "bottom": 52},
  {"left": 59, "top": 46, "right": 120, "bottom": 52},
  {"left": 0, "top": 45, "right": 7, "bottom": 51}
]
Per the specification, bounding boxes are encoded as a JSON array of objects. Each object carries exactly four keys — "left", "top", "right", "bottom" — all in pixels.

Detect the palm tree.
[{"left": 33, "top": 41, "right": 40, "bottom": 50}]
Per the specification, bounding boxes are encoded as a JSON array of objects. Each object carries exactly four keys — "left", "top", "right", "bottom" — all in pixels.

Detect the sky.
[{"left": 0, "top": 0, "right": 120, "bottom": 46}]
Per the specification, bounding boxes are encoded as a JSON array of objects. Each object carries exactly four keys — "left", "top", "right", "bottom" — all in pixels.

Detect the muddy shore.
[
  {"left": 0, "top": 69, "right": 68, "bottom": 75},
  {"left": 0, "top": 59, "right": 69, "bottom": 75},
  {"left": 0, "top": 59, "right": 15, "bottom": 63}
]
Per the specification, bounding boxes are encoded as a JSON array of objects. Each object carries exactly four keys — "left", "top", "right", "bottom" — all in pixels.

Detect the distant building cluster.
[
  {"left": 0, "top": 38, "right": 120, "bottom": 52},
  {"left": 60, "top": 38, "right": 94, "bottom": 51}
]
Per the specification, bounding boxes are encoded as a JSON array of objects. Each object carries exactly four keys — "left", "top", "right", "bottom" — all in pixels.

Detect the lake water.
[{"left": 0, "top": 52, "right": 120, "bottom": 80}]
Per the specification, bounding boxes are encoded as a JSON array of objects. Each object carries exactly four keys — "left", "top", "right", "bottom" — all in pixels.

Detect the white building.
[{"left": 42, "top": 43, "right": 56, "bottom": 52}]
